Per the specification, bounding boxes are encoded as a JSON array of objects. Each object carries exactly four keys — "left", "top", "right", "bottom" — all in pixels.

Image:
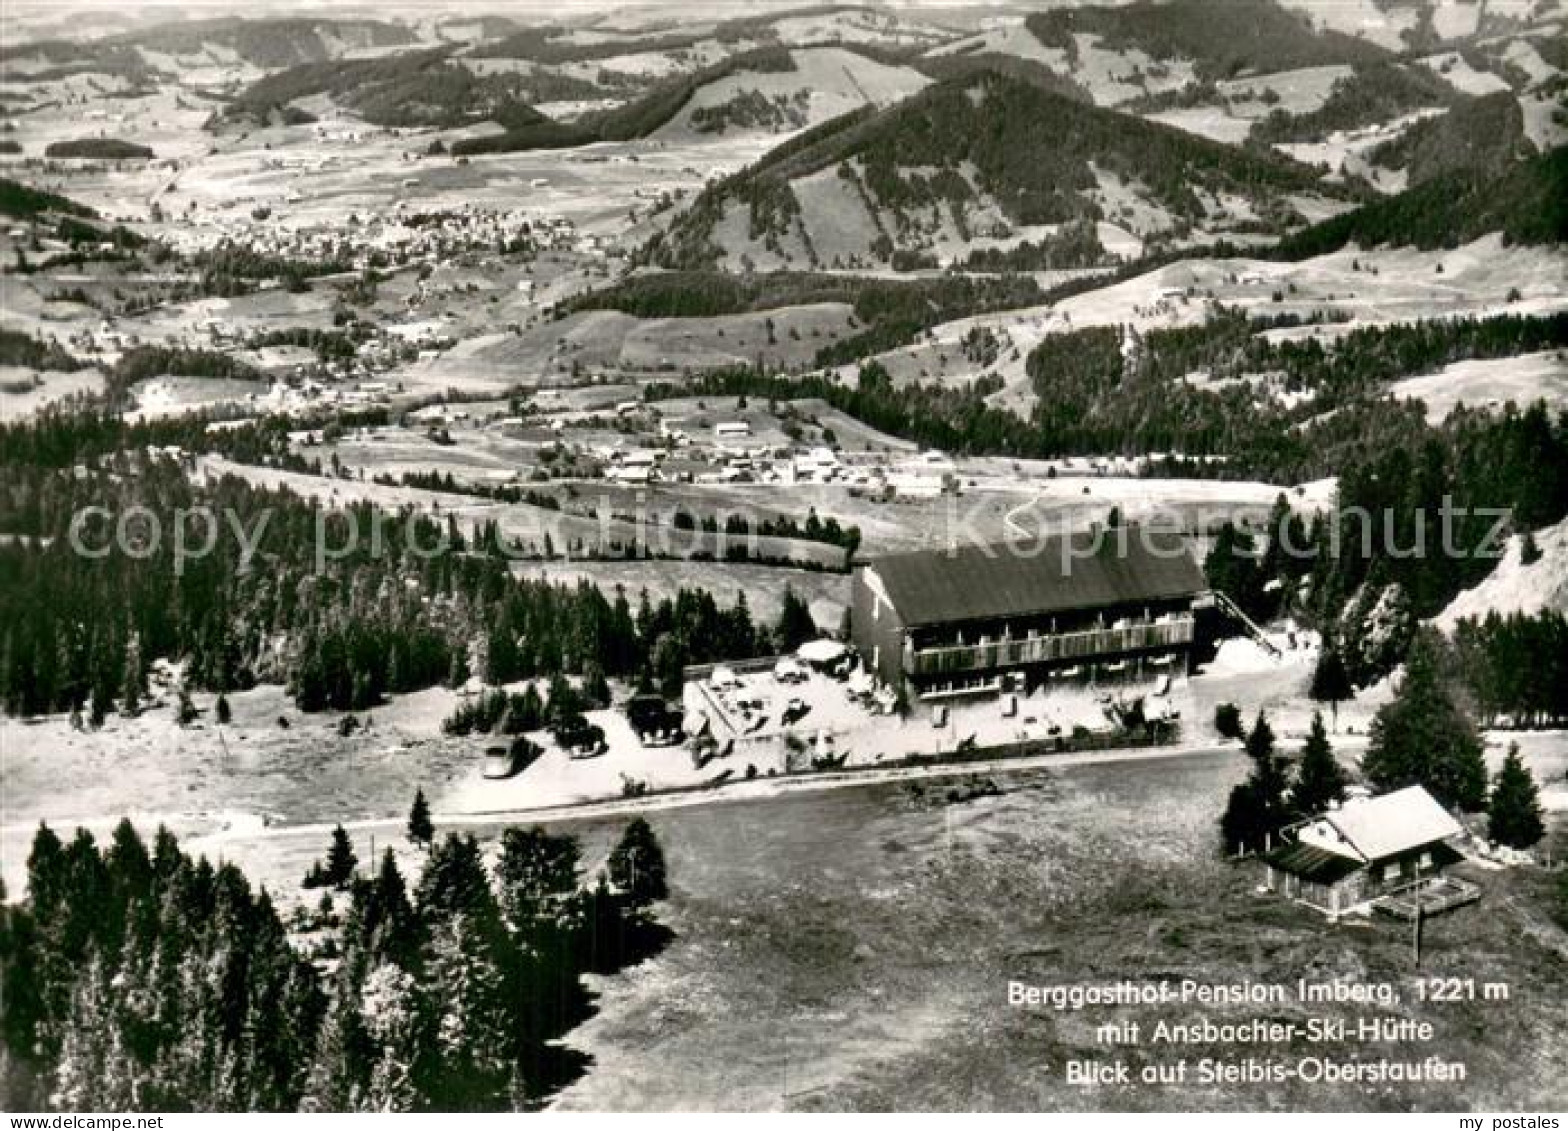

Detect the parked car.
[
  {"left": 483, "top": 736, "right": 543, "bottom": 779},
  {"left": 551, "top": 713, "right": 607, "bottom": 756},
  {"left": 627, "top": 695, "right": 684, "bottom": 746}
]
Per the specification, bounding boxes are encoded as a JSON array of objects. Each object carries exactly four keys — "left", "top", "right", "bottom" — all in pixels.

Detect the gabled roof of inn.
[{"left": 862, "top": 527, "right": 1207, "bottom": 628}]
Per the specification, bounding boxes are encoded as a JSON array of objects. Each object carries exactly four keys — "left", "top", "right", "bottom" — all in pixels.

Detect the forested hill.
[
  {"left": 1250, "top": 61, "right": 1461, "bottom": 145},
  {"left": 450, "top": 45, "right": 806, "bottom": 156},
  {"left": 1024, "top": 0, "right": 1389, "bottom": 83},
  {"left": 643, "top": 70, "right": 1348, "bottom": 270},
  {"left": 1277, "top": 146, "right": 1568, "bottom": 258},
  {"left": 1365, "top": 91, "right": 1535, "bottom": 186},
  {"left": 110, "top": 16, "right": 418, "bottom": 69},
  {"left": 220, "top": 48, "right": 555, "bottom": 131},
  {"left": 0, "top": 17, "right": 418, "bottom": 82}
]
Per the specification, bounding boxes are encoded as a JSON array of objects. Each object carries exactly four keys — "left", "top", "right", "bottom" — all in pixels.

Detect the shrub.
[{"left": 1214, "top": 703, "right": 1244, "bottom": 740}]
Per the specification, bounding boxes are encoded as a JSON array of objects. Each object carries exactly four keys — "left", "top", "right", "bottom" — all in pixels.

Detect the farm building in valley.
[
  {"left": 1263, "top": 786, "right": 1477, "bottom": 920},
  {"left": 850, "top": 528, "right": 1212, "bottom": 700}
]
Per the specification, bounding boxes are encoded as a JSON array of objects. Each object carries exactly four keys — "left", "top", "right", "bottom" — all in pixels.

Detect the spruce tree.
[
  {"left": 1487, "top": 744, "right": 1545, "bottom": 849},
  {"left": 324, "top": 825, "right": 358, "bottom": 890},
  {"left": 495, "top": 826, "right": 580, "bottom": 927},
  {"left": 406, "top": 788, "right": 434, "bottom": 850},
  {"left": 581, "top": 664, "right": 611, "bottom": 709},
  {"left": 215, "top": 693, "right": 231, "bottom": 725},
  {"left": 357, "top": 850, "right": 418, "bottom": 970},
  {"left": 419, "top": 912, "right": 511, "bottom": 1110},
  {"left": 358, "top": 962, "right": 423, "bottom": 1113},
  {"left": 775, "top": 587, "right": 817, "bottom": 652},
  {"left": 1204, "top": 522, "right": 1266, "bottom": 620},
  {"left": 415, "top": 834, "right": 497, "bottom": 925},
  {"left": 86, "top": 682, "right": 110, "bottom": 729},
  {"left": 120, "top": 648, "right": 142, "bottom": 718},
  {"left": 1244, "top": 710, "right": 1275, "bottom": 763},
  {"left": 1363, "top": 631, "right": 1487, "bottom": 810},
  {"left": 301, "top": 971, "right": 370, "bottom": 1112},
  {"left": 1309, "top": 646, "right": 1353, "bottom": 731},
  {"left": 1293, "top": 711, "right": 1347, "bottom": 816},
  {"left": 607, "top": 818, "right": 668, "bottom": 906},
  {"left": 1218, "top": 711, "right": 1292, "bottom": 855}
]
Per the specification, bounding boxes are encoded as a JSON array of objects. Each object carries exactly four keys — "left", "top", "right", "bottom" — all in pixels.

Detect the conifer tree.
[
  {"left": 1218, "top": 711, "right": 1292, "bottom": 855},
  {"left": 301, "top": 972, "right": 370, "bottom": 1113},
  {"left": 420, "top": 912, "right": 511, "bottom": 1110},
  {"left": 89, "top": 681, "right": 112, "bottom": 729},
  {"left": 775, "top": 586, "right": 817, "bottom": 652},
  {"left": 581, "top": 664, "right": 611, "bottom": 709},
  {"left": 357, "top": 962, "right": 423, "bottom": 1113},
  {"left": 1309, "top": 646, "right": 1353, "bottom": 731},
  {"left": 495, "top": 826, "right": 580, "bottom": 928},
  {"left": 406, "top": 788, "right": 434, "bottom": 850},
  {"left": 1488, "top": 744, "right": 1545, "bottom": 849},
  {"left": 415, "top": 834, "right": 497, "bottom": 925},
  {"left": 175, "top": 688, "right": 197, "bottom": 727},
  {"left": 1293, "top": 711, "right": 1347, "bottom": 817},
  {"left": 324, "top": 825, "right": 358, "bottom": 890},
  {"left": 52, "top": 952, "right": 112, "bottom": 1109},
  {"left": 1363, "top": 631, "right": 1487, "bottom": 809},
  {"left": 607, "top": 818, "right": 668, "bottom": 906},
  {"left": 120, "top": 646, "right": 142, "bottom": 718},
  {"left": 1244, "top": 710, "right": 1276, "bottom": 764}
]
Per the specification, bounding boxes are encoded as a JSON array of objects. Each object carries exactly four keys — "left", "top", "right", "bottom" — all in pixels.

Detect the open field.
[
  {"left": 549, "top": 752, "right": 1568, "bottom": 1111},
  {"left": 828, "top": 236, "right": 1568, "bottom": 417},
  {"left": 514, "top": 559, "right": 849, "bottom": 626},
  {"left": 1390, "top": 350, "right": 1568, "bottom": 423},
  {"left": 202, "top": 455, "right": 849, "bottom": 568},
  {"left": 0, "top": 365, "right": 105, "bottom": 420},
  {"left": 413, "top": 302, "right": 861, "bottom": 391},
  {"left": 7, "top": 611, "right": 1563, "bottom": 912}
]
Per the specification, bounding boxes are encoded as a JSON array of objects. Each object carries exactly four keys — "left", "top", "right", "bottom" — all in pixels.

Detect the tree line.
[
  {"left": 1450, "top": 610, "right": 1568, "bottom": 729},
  {"left": 0, "top": 452, "right": 781, "bottom": 719},
  {"left": 0, "top": 813, "right": 672, "bottom": 1110},
  {"left": 1222, "top": 632, "right": 1546, "bottom": 855}
]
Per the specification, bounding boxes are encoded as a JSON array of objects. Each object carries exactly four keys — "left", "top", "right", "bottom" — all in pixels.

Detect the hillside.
[
  {"left": 1023, "top": 0, "right": 1389, "bottom": 94},
  {"left": 469, "top": 5, "right": 949, "bottom": 65},
  {"left": 1276, "top": 146, "right": 1568, "bottom": 256},
  {"left": 448, "top": 42, "right": 932, "bottom": 155},
  {"left": 643, "top": 70, "right": 1347, "bottom": 271},
  {"left": 221, "top": 48, "right": 551, "bottom": 131},
  {"left": 560, "top": 269, "right": 1045, "bottom": 365},
  {"left": 0, "top": 178, "right": 96, "bottom": 220},
  {"left": 653, "top": 46, "right": 931, "bottom": 140},
  {"left": 1250, "top": 61, "right": 1461, "bottom": 145},
  {"left": 0, "top": 176, "right": 145, "bottom": 251},
  {"left": 1366, "top": 90, "right": 1536, "bottom": 184},
  {"left": 117, "top": 16, "right": 418, "bottom": 70},
  {"left": 1434, "top": 517, "right": 1568, "bottom": 630},
  {"left": 0, "top": 17, "right": 418, "bottom": 81}
]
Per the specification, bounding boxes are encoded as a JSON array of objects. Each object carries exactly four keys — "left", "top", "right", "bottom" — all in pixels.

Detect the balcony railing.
[{"left": 907, "top": 617, "right": 1194, "bottom": 677}]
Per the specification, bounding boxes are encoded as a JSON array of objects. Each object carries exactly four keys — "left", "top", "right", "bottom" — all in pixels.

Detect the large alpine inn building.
[{"left": 850, "top": 528, "right": 1214, "bottom": 700}]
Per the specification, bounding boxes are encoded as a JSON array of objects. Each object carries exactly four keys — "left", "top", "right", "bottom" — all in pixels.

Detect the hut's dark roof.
[
  {"left": 1263, "top": 838, "right": 1463, "bottom": 884},
  {"left": 862, "top": 528, "right": 1206, "bottom": 628},
  {"left": 1263, "top": 842, "right": 1364, "bottom": 884}
]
